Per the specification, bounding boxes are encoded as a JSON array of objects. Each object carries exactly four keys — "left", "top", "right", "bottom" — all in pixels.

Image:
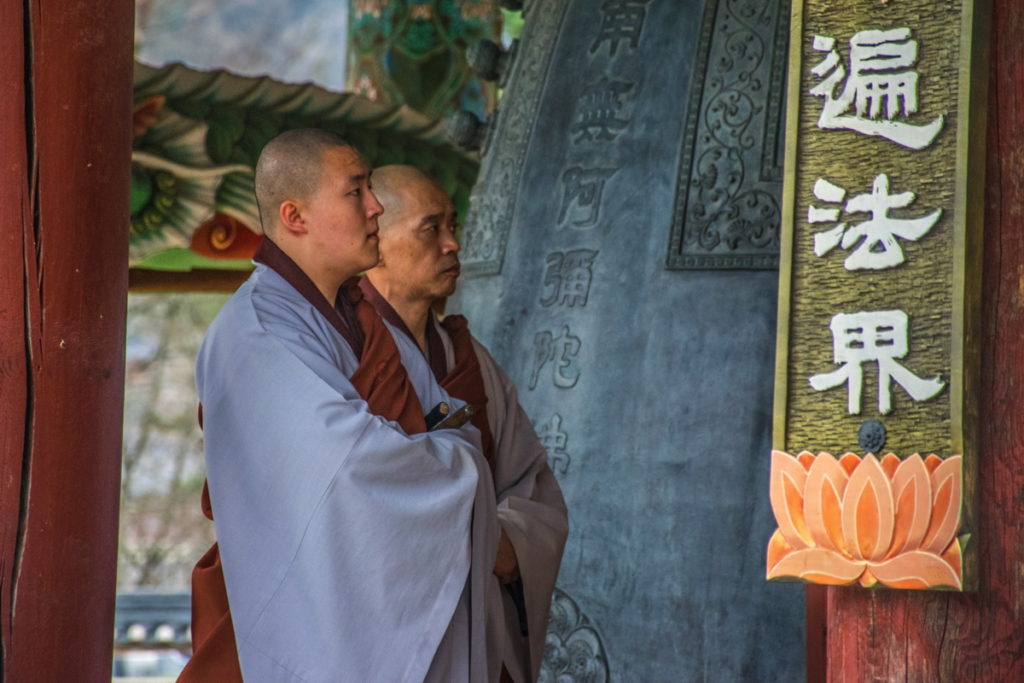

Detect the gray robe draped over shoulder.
[
  {"left": 387, "top": 317, "right": 570, "bottom": 682},
  {"left": 195, "top": 264, "right": 496, "bottom": 681}
]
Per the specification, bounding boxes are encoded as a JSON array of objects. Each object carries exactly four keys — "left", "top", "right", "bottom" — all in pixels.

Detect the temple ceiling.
[{"left": 131, "top": 61, "right": 479, "bottom": 273}]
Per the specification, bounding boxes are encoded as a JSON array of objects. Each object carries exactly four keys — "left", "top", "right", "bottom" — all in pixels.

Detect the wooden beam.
[
  {"left": 806, "top": 586, "right": 827, "bottom": 683},
  {"left": 0, "top": 0, "right": 30, "bottom": 670},
  {"left": 0, "top": 0, "right": 134, "bottom": 679},
  {"left": 129, "top": 268, "right": 252, "bottom": 293}
]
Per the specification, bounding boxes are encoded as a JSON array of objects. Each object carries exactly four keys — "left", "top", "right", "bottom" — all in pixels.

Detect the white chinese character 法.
[
  {"left": 809, "top": 310, "right": 945, "bottom": 415},
  {"left": 809, "top": 174, "right": 942, "bottom": 270},
  {"left": 810, "top": 28, "right": 944, "bottom": 150}
]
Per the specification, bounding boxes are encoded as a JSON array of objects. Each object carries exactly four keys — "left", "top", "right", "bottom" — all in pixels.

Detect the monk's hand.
[{"left": 493, "top": 528, "right": 520, "bottom": 584}]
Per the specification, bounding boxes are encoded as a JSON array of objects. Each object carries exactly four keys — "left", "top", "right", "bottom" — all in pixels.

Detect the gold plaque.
[{"left": 768, "top": 0, "right": 988, "bottom": 591}]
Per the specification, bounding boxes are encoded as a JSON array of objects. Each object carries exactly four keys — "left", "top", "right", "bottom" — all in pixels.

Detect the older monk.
[{"left": 360, "top": 165, "right": 569, "bottom": 682}]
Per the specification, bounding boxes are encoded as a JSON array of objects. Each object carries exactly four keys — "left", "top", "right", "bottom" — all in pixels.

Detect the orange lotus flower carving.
[{"left": 767, "top": 450, "right": 963, "bottom": 590}]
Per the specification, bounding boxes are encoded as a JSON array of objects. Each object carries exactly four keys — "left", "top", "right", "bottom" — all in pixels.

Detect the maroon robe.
[
  {"left": 358, "top": 278, "right": 519, "bottom": 683},
  {"left": 357, "top": 277, "right": 497, "bottom": 478}
]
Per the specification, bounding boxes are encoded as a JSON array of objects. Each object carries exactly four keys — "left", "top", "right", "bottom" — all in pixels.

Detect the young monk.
[
  {"left": 181, "top": 130, "right": 497, "bottom": 682},
  {"left": 361, "top": 165, "right": 569, "bottom": 683}
]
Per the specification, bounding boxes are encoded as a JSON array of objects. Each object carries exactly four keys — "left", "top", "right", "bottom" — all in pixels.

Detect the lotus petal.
[
  {"left": 922, "top": 455, "right": 963, "bottom": 555},
  {"left": 842, "top": 454, "right": 895, "bottom": 562},
  {"left": 859, "top": 568, "right": 878, "bottom": 587},
  {"left": 942, "top": 537, "right": 963, "bottom": 578},
  {"left": 766, "top": 529, "right": 793, "bottom": 578},
  {"left": 924, "top": 453, "right": 943, "bottom": 473},
  {"left": 766, "top": 547, "right": 865, "bottom": 585},
  {"left": 869, "top": 550, "right": 963, "bottom": 590},
  {"left": 880, "top": 453, "right": 900, "bottom": 479},
  {"left": 770, "top": 451, "right": 811, "bottom": 548},
  {"left": 887, "top": 454, "right": 933, "bottom": 559},
  {"left": 797, "top": 451, "right": 816, "bottom": 471},
  {"left": 804, "top": 453, "right": 849, "bottom": 554},
  {"left": 839, "top": 452, "right": 860, "bottom": 475}
]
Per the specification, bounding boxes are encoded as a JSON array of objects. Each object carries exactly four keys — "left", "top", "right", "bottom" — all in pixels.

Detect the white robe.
[
  {"left": 195, "top": 263, "right": 497, "bottom": 682},
  {"left": 388, "top": 318, "right": 570, "bottom": 682}
]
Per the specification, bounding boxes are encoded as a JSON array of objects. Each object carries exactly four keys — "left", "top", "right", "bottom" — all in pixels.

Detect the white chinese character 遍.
[
  {"left": 809, "top": 28, "right": 944, "bottom": 150},
  {"left": 809, "top": 310, "right": 945, "bottom": 415},
  {"left": 809, "top": 174, "right": 941, "bottom": 270}
]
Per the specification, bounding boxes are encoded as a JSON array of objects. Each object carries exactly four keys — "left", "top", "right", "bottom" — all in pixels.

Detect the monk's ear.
[{"left": 278, "top": 199, "right": 308, "bottom": 236}]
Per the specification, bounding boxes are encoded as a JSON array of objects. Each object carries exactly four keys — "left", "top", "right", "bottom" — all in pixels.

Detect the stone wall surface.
[{"left": 449, "top": 0, "right": 805, "bottom": 680}]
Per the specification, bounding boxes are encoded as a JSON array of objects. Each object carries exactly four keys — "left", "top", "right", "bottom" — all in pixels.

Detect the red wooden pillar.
[
  {"left": 0, "top": 1, "right": 133, "bottom": 680},
  {"left": 823, "top": 1, "right": 1024, "bottom": 680}
]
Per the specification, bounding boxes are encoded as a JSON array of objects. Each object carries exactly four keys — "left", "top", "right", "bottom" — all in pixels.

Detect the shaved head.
[
  {"left": 254, "top": 129, "right": 354, "bottom": 235},
  {"left": 365, "top": 163, "right": 460, "bottom": 311},
  {"left": 372, "top": 165, "right": 444, "bottom": 231}
]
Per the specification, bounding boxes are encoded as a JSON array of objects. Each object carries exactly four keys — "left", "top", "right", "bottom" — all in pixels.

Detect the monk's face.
[
  {"left": 303, "top": 146, "right": 383, "bottom": 277},
  {"left": 377, "top": 178, "right": 461, "bottom": 301}
]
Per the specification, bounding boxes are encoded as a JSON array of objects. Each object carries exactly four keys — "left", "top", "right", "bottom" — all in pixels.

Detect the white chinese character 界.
[
  {"left": 809, "top": 174, "right": 941, "bottom": 270},
  {"left": 810, "top": 28, "right": 944, "bottom": 149},
  {"left": 810, "top": 310, "right": 945, "bottom": 414}
]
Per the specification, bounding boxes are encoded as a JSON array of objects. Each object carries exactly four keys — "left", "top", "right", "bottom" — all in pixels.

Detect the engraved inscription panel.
[
  {"left": 459, "top": 0, "right": 571, "bottom": 276},
  {"left": 667, "top": 0, "right": 790, "bottom": 270}
]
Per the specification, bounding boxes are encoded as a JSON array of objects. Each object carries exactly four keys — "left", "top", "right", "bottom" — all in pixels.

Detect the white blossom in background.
[
  {"left": 809, "top": 174, "right": 941, "bottom": 270},
  {"left": 810, "top": 310, "right": 945, "bottom": 415},
  {"left": 809, "top": 28, "right": 944, "bottom": 150}
]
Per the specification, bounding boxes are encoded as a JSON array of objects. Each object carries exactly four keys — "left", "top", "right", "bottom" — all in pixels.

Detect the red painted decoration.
[{"left": 190, "top": 212, "right": 262, "bottom": 261}]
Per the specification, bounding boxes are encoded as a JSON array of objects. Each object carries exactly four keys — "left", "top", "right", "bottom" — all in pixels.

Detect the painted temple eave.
[{"left": 130, "top": 60, "right": 479, "bottom": 270}]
